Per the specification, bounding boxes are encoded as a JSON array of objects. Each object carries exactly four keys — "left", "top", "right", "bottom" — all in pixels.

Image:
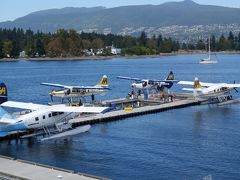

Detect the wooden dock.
[
  {"left": 71, "top": 99, "right": 201, "bottom": 127},
  {"left": 0, "top": 155, "right": 107, "bottom": 180}
]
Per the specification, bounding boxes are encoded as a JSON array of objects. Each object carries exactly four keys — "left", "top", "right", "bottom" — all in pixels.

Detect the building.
[
  {"left": 111, "top": 45, "right": 121, "bottom": 55},
  {"left": 19, "top": 51, "right": 26, "bottom": 58}
]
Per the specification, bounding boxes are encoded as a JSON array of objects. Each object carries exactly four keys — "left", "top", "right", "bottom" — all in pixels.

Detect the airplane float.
[
  {"left": 117, "top": 71, "right": 178, "bottom": 91},
  {"left": 41, "top": 75, "right": 110, "bottom": 102},
  {"left": 0, "top": 83, "right": 109, "bottom": 140},
  {"left": 178, "top": 77, "right": 240, "bottom": 103}
]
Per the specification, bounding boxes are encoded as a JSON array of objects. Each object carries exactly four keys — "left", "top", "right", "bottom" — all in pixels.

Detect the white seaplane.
[
  {"left": 178, "top": 77, "right": 240, "bottom": 104},
  {"left": 117, "top": 71, "right": 178, "bottom": 91},
  {"left": 41, "top": 75, "right": 110, "bottom": 102},
  {"left": 0, "top": 83, "right": 109, "bottom": 140}
]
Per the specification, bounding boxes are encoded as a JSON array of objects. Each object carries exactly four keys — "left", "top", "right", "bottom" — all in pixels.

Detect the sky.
[{"left": 0, "top": 0, "right": 240, "bottom": 22}]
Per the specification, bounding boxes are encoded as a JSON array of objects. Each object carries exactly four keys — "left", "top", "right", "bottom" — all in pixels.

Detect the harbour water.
[{"left": 1, "top": 54, "right": 240, "bottom": 179}]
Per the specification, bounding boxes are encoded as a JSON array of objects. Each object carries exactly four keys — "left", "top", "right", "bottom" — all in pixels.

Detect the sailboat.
[{"left": 199, "top": 37, "right": 218, "bottom": 64}]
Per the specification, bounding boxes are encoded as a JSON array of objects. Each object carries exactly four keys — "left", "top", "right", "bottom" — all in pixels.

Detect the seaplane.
[
  {"left": 0, "top": 83, "right": 109, "bottom": 140},
  {"left": 41, "top": 75, "right": 110, "bottom": 102},
  {"left": 178, "top": 77, "right": 240, "bottom": 104},
  {"left": 117, "top": 71, "right": 178, "bottom": 91}
]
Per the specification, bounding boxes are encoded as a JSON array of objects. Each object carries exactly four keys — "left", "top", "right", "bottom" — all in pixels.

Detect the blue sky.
[{"left": 0, "top": 0, "right": 239, "bottom": 22}]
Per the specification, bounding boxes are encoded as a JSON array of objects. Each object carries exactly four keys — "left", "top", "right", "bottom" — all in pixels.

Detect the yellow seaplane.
[
  {"left": 41, "top": 75, "right": 110, "bottom": 102},
  {"left": 178, "top": 77, "right": 240, "bottom": 104}
]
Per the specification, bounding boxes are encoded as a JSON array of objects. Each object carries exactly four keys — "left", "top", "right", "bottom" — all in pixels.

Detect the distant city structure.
[
  {"left": 19, "top": 51, "right": 26, "bottom": 58},
  {"left": 111, "top": 44, "right": 121, "bottom": 55},
  {"left": 116, "top": 24, "right": 240, "bottom": 43}
]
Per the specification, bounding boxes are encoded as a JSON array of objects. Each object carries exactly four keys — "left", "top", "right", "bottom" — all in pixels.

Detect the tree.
[
  {"left": 196, "top": 40, "right": 205, "bottom": 50},
  {"left": 92, "top": 38, "right": 104, "bottom": 49},
  {"left": 2, "top": 40, "right": 13, "bottom": 57},
  {"left": 211, "top": 35, "right": 216, "bottom": 51},
  {"left": 227, "top": 31, "right": 235, "bottom": 49},
  {"left": 47, "top": 38, "right": 63, "bottom": 57},
  {"left": 217, "top": 35, "right": 229, "bottom": 51},
  {"left": 35, "top": 39, "right": 46, "bottom": 56},
  {"left": 139, "top": 31, "right": 147, "bottom": 46}
]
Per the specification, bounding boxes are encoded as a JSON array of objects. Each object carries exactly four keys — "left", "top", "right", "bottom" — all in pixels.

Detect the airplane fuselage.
[
  {"left": 50, "top": 89, "right": 107, "bottom": 98},
  {"left": 195, "top": 87, "right": 233, "bottom": 98},
  {"left": 0, "top": 110, "right": 78, "bottom": 137},
  {"left": 131, "top": 81, "right": 170, "bottom": 90},
  {"left": 18, "top": 110, "right": 78, "bottom": 129}
]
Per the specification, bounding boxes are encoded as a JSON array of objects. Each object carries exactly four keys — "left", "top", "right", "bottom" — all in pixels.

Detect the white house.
[{"left": 111, "top": 45, "right": 121, "bottom": 55}]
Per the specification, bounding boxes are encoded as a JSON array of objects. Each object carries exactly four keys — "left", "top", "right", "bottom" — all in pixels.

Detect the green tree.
[
  {"left": 196, "top": 40, "right": 205, "bottom": 50},
  {"left": 139, "top": 31, "right": 147, "bottom": 46},
  {"left": 228, "top": 31, "right": 235, "bottom": 49},
  {"left": 2, "top": 40, "right": 13, "bottom": 57}
]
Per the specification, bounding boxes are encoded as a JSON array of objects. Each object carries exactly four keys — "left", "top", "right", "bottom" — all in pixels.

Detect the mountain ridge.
[{"left": 0, "top": 0, "right": 240, "bottom": 38}]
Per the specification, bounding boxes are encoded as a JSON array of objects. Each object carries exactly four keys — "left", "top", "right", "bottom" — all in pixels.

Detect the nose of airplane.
[{"left": 131, "top": 83, "right": 136, "bottom": 88}]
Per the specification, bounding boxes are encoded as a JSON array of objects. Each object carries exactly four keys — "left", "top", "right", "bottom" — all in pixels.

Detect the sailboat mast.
[{"left": 208, "top": 36, "right": 211, "bottom": 59}]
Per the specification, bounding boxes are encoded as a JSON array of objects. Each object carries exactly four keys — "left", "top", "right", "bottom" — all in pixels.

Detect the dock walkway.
[
  {"left": 71, "top": 99, "right": 200, "bottom": 126},
  {"left": 0, "top": 155, "right": 105, "bottom": 180}
]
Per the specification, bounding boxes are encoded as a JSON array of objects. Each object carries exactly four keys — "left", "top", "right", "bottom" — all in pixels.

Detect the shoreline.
[{"left": 1, "top": 50, "right": 240, "bottom": 62}]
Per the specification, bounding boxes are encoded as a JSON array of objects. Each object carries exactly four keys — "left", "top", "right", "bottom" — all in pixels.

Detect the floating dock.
[
  {"left": 71, "top": 97, "right": 202, "bottom": 127},
  {"left": 0, "top": 155, "right": 107, "bottom": 180}
]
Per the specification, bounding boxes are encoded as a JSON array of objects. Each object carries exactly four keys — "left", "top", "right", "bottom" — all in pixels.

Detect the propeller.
[
  {"left": 50, "top": 89, "right": 54, "bottom": 102},
  {"left": 233, "top": 81, "right": 238, "bottom": 93},
  {"left": 142, "top": 81, "right": 147, "bottom": 87},
  {"left": 50, "top": 94, "right": 53, "bottom": 102}
]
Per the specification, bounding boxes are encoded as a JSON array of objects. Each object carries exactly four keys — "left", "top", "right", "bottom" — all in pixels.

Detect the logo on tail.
[
  {"left": 0, "top": 83, "right": 8, "bottom": 104},
  {"left": 166, "top": 71, "right": 174, "bottom": 81},
  {"left": 99, "top": 75, "right": 108, "bottom": 87},
  {"left": 194, "top": 77, "right": 202, "bottom": 89},
  {"left": 165, "top": 71, "right": 174, "bottom": 89}
]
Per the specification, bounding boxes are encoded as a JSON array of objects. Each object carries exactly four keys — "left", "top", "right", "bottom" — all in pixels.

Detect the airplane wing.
[
  {"left": 70, "top": 86, "right": 111, "bottom": 90},
  {"left": 41, "top": 83, "right": 110, "bottom": 90},
  {"left": 179, "top": 81, "right": 240, "bottom": 88},
  {"left": 49, "top": 104, "right": 110, "bottom": 113},
  {"left": 178, "top": 81, "right": 215, "bottom": 87},
  {"left": 151, "top": 79, "right": 179, "bottom": 83},
  {"left": 117, "top": 76, "right": 142, "bottom": 82},
  {"left": 41, "top": 83, "right": 71, "bottom": 89},
  {"left": 220, "top": 83, "right": 240, "bottom": 88},
  {"left": 1, "top": 101, "right": 47, "bottom": 110},
  {"left": 1, "top": 101, "right": 109, "bottom": 113}
]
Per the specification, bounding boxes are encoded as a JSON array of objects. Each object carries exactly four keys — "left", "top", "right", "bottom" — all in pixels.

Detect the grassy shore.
[{"left": 1, "top": 50, "right": 240, "bottom": 62}]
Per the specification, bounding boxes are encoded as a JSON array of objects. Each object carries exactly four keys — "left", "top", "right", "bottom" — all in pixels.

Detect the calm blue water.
[{"left": 1, "top": 54, "right": 240, "bottom": 179}]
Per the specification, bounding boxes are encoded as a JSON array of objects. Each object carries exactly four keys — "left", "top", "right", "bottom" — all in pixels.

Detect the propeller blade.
[{"left": 234, "top": 88, "right": 238, "bottom": 93}]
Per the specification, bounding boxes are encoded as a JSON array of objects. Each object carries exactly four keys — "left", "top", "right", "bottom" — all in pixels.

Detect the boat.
[{"left": 199, "top": 36, "right": 218, "bottom": 64}]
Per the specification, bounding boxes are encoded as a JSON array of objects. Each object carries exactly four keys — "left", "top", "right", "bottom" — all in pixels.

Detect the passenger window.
[
  {"left": 52, "top": 112, "right": 58, "bottom": 116},
  {"left": 48, "top": 113, "right": 51, "bottom": 118},
  {"left": 35, "top": 117, "right": 39, "bottom": 121},
  {"left": 58, "top": 112, "right": 64, "bottom": 115},
  {"left": 43, "top": 115, "right": 45, "bottom": 119}
]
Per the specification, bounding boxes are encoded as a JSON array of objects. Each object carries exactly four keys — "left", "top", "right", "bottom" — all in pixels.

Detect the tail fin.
[
  {"left": 166, "top": 71, "right": 174, "bottom": 80},
  {"left": 0, "top": 83, "right": 8, "bottom": 104},
  {"left": 164, "top": 71, "right": 174, "bottom": 89},
  {"left": 98, "top": 75, "right": 108, "bottom": 87},
  {"left": 193, "top": 77, "right": 202, "bottom": 89}
]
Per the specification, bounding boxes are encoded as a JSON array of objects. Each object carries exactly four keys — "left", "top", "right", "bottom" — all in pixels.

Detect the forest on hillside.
[{"left": 0, "top": 28, "right": 240, "bottom": 59}]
